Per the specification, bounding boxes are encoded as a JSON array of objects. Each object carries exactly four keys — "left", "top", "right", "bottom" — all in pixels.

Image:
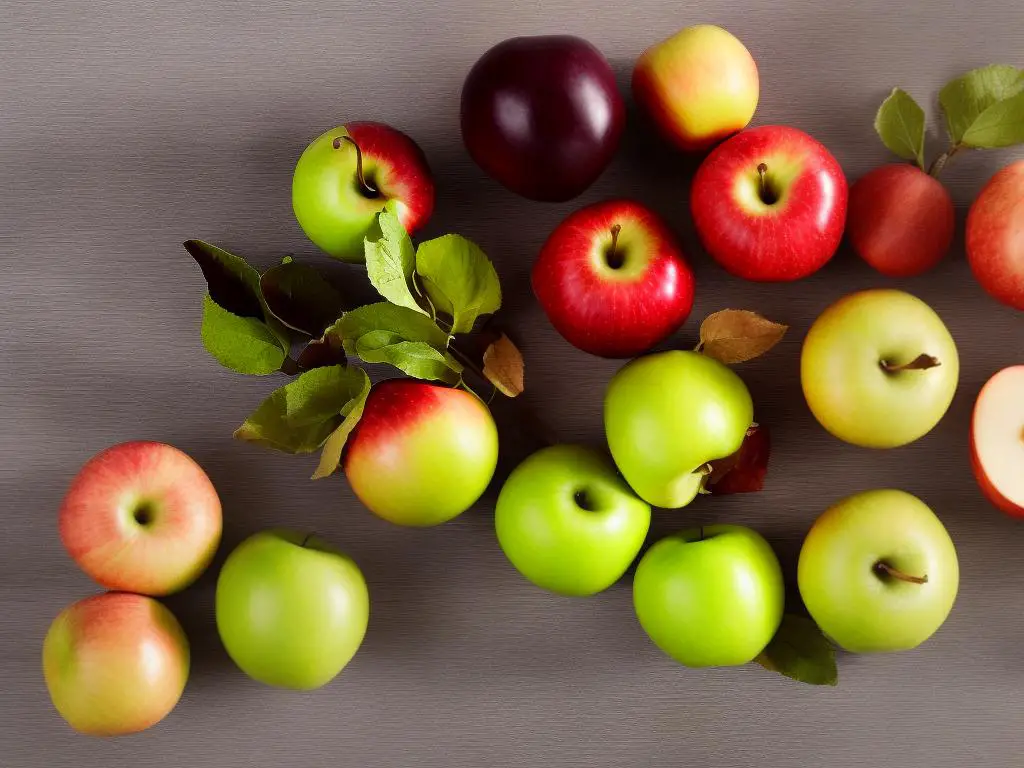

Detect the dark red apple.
[{"left": 460, "top": 36, "right": 625, "bottom": 202}]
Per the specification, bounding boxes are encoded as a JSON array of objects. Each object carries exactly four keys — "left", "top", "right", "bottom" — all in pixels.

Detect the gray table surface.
[{"left": 4, "top": 1, "right": 1024, "bottom": 766}]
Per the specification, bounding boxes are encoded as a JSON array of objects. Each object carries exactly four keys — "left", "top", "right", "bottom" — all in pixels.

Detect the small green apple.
[
  {"left": 633, "top": 525, "right": 784, "bottom": 667},
  {"left": 604, "top": 350, "right": 753, "bottom": 508},
  {"left": 798, "top": 488, "right": 959, "bottom": 653},
  {"left": 495, "top": 444, "right": 651, "bottom": 596}
]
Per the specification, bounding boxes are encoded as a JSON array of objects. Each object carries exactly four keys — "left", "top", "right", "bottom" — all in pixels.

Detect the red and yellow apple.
[
  {"left": 971, "top": 366, "right": 1024, "bottom": 517},
  {"left": 967, "top": 160, "right": 1024, "bottom": 310}
]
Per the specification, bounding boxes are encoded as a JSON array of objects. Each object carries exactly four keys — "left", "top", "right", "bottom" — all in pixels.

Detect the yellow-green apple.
[
  {"left": 604, "top": 350, "right": 753, "bottom": 508},
  {"left": 798, "top": 489, "right": 959, "bottom": 652},
  {"left": 216, "top": 530, "right": 369, "bottom": 690},
  {"left": 970, "top": 366, "right": 1024, "bottom": 517},
  {"left": 633, "top": 525, "right": 784, "bottom": 667},
  {"left": 344, "top": 379, "right": 499, "bottom": 526},
  {"left": 632, "top": 25, "right": 758, "bottom": 152},
  {"left": 691, "top": 125, "right": 847, "bottom": 281},
  {"left": 292, "top": 121, "right": 434, "bottom": 262},
  {"left": 494, "top": 445, "right": 651, "bottom": 596},
  {"left": 43, "top": 592, "right": 189, "bottom": 736},
  {"left": 801, "top": 289, "right": 958, "bottom": 448},
  {"left": 848, "top": 164, "right": 955, "bottom": 277},
  {"left": 967, "top": 160, "right": 1024, "bottom": 310},
  {"left": 59, "top": 441, "right": 222, "bottom": 596},
  {"left": 532, "top": 199, "right": 695, "bottom": 358}
]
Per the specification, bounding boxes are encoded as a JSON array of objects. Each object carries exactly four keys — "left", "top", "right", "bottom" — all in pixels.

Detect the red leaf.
[{"left": 708, "top": 424, "right": 771, "bottom": 495}]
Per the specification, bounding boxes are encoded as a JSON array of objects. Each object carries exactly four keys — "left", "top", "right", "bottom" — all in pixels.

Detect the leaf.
[
  {"left": 354, "top": 334, "right": 461, "bottom": 383},
  {"left": 482, "top": 333, "right": 524, "bottom": 397},
  {"left": 311, "top": 375, "right": 371, "bottom": 479},
  {"left": 185, "top": 240, "right": 263, "bottom": 318},
  {"left": 755, "top": 614, "right": 838, "bottom": 687},
  {"left": 939, "top": 65, "right": 1024, "bottom": 144},
  {"left": 200, "top": 295, "right": 287, "bottom": 375},
  {"left": 334, "top": 302, "right": 449, "bottom": 350},
  {"left": 260, "top": 259, "right": 347, "bottom": 336},
  {"left": 706, "top": 424, "right": 770, "bottom": 494},
  {"left": 962, "top": 90, "right": 1024, "bottom": 148},
  {"left": 697, "top": 310, "right": 788, "bottom": 364},
  {"left": 415, "top": 234, "right": 501, "bottom": 334},
  {"left": 364, "top": 201, "right": 424, "bottom": 313},
  {"left": 873, "top": 88, "right": 926, "bottom": 169}
]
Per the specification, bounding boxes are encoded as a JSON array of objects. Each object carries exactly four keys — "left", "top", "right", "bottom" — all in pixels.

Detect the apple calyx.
[
  {"left": 879, "top": 353, "right": 941, "bottom": 373},
  {"left": 874, "top": 561, "right": 928, "bottom": 585},
  {"left": 332, "top": 135, "right": 379, "bottom": 198},
  {"left": 605, "top": 223, "right": 624, "bottom": 269}
]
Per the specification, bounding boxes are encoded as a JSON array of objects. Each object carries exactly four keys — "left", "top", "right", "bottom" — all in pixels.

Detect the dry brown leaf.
[
  {"left": 482, "top": 333, "right": 524, "bottom": 397},
  {"left": 697, "top": 309, "right": 787, "bottom": 364}
]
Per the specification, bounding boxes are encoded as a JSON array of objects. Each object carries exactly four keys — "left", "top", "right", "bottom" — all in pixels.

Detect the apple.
[
  {"left": 970, "top": 366, "right": 1024, "bottom": 517},
  {"left": 604, "top": 350, "right": 753, "bottom": 508},
  {"left": 967, "top": 160, "right": 1024, "bottom": 310},
  {"left": 633, "top": 24, "right": 758, "bottom": 152},
  {"left": 59, "top": 441, "right": 222, "bottom": 596},
  {"left": 344, "top": 379, "right": 499, "bottom": 526},
  {"left": 494, "top": 444, "right": 651, "bottom": 596},
  {"left": 532, "top": 199, "right": 695, "bottom": 358},
  {"left": 798, "top": 489, "right": 959, "bottom": 653},
  {"left": 691, "top": 125, "right": 847, "bottom": 281},
  {"left": 801, "top": 289, "right": 959, "bottom": 448},
  {"left": 292, "top": 121, "right": 434, "bottom": 262},
  {"left": 460, "top": 35, "right": 625, "bottom": 202},
  {"left": 215, "top": 530, "right": 369, "bottom": 690},
  {"left": 43, "top": 592, "right": 189, "bottom": 736},
  {"left": 633, "top": 525, "right": 784, "bottom": 667}
]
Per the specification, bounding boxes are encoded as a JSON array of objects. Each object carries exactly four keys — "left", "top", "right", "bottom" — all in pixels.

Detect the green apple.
[
  {"left": 633, "top": 525, "right": 784, "bottom": 667},
  {"left": 798, "top": 489, "right": 959, "bottom": 653},
  {"left": 604, "top": 350, "right": 753, "bottom": 508},
  {"left": 495, "top": 444, "right": 651, "bottom": 596},
  {"left": 216, "top": 530, "right": 369, "bottom": 690},
  {"left": 801, "top": 289, "right": 959, "bottom": 448}
]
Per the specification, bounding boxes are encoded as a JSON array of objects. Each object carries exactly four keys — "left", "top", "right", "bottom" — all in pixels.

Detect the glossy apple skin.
[
  {"left": 604, "top": 350, "right": 753, "bottom": 508},
  {"left": 344, "top": 380, "right": 499, "bottom": 526},
  {"left": 495, "top": 445, "right": 651, "bottom": 596},
  {"left": 967, "top": 160, "right": 1024, "bottom": 310},
  {"left": 633, "top": 525, "right": 784, "bottom": 667},
  {"left": 798, "top": 489, "right": 959, "bottom": 653},
  {"left": 801, "top": 289, "right": 958, "bottom": 448},
  {"left": 292, "top": 121, "right": 434, "bottom": 262},
  {"left": 532, "top": 200, "right": 695, "bottom": 358},
  {"left": 460, "top": 35, "right": 625, "bottom": 202},
  {"left": 43, "top": 592, "right": 189, "bottom": 736},
  {"left": 59, "top": 441, "right": 222, "bottom": 596},
  {"left": 633, "top": 24, "right": 758, "bottom": 151},
  {"left": 691, "top": 125, "right": 847, "bottom": 281},
  {"left": 970, "top": 366, "right": 1024, "bottom": 517}
]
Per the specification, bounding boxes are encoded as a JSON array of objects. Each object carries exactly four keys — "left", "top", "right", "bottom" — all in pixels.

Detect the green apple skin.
[
  {"left": 604, "top": 350, "right": 754, "bottom": 508},
  {"left": 801, "top": 289, "right": 958, "bottom": 448},
  {"left": 633, "top": 525, "right": 784, "bottom": 667},
  {"left": 798, "top": 489, "right": 959, "bottom": 653},
  {"left": 495, "top": 444, "right": 651, "bottom": 596},
  {"left": 215, "top": 530, "right": 369, "bottom": 690}
]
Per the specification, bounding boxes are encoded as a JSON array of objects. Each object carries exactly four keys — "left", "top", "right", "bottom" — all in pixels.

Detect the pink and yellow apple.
[
  {"left": 967, "top": 160, "right": 1024, "bottom": 310},
  {"left": 971, "top": 366, "right": 1024, "bottom": 517}
]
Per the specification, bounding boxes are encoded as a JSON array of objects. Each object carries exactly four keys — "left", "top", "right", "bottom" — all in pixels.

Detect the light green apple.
[
  {"left": 604, "top": 350, "right": 754, "bottom": 508},
  {"left": 216, "top": 530, "right": 369, "bottom": 690},
  {"left": 495, "top": 444, "right": 651, "bottom": 596},
  {"left": 798, "top": 488, "right": 959, "bottom": 653},
  {"left": 801, "top": 289, "right": 959, "bottom": 448},
  {"left": 633, "top": 524, "right": 784, "bottom": 667}
]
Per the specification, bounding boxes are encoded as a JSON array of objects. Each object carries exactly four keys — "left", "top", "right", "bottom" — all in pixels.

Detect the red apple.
[
  {"left": 967, "top": 160, "right": 1024, "bottom": 310},
  {"left": 970, "top": 366, "right": 1024, "bottom": 517},
  {"left": 691, "top": 125, "right": 848, "bottom": 282},
  {"left": 43, "top": 592, "right": 189, "bottom": 736},
  {"left": 532, "top": 199, "right": 694, "bottom": 357},
  {"left": 59, "top": 441, "right": 222, "bottom": 596}
]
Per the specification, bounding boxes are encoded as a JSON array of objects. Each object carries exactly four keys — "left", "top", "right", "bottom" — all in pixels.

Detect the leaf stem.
[
  {"left": 875, "top": 562, "right": 928, "bottom": 584},
  {"left": 928, "top": 144, "right": 964, "bottom": 178},
  {"left": 334, "top": 135, "right": 378, "bottom": 196}
]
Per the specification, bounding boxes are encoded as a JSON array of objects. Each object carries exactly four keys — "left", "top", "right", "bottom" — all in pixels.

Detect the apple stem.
[
  {"left": 605, "top": 224, "right": 623, "bottom": 269},
  {"left": 879, "top": 354, "right": 941, "bottom": 373},
  {"left": 300, "top": 532, "right": 316, "bottom": 548},
  {"left": 333, "top": 135, "right": 378, "bottom": 197},
  {"left": 928, "top": 144, "right": 964, "bottom": 178},
  {"left": 875, "top": 561, "right": 928, "bottom": 584},
  {"left": 756, "top": 162, "right": 772, "bottom": 203}
]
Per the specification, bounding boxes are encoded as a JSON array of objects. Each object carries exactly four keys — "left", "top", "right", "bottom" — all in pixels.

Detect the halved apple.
[{"left": 970, "top": 366, "right": 1024, "bottom": 517}]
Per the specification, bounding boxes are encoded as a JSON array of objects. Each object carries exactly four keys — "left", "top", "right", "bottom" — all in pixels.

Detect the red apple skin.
[
  {"left": 848, "top": 164, "right": 955, "bottom": 277},
  {"left": 967, "top": 160, "right": 1024, "bottom": 310},
  {"left": 970, "top": 366, "right": 1024, "bottom": 517},
  {"left": 59, "top": 441, "right": 222, "bottom": 596},
  {"left": 691, "top": 125, "right": 848, "bottom": 282},
  {"left": 532, "top": 200, "right": 695, "bottom": 358}
]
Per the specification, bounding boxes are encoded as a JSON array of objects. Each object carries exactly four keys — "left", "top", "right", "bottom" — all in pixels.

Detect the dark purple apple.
[{"left": 460, "top": 36, "right": 625, "bottom": 202}]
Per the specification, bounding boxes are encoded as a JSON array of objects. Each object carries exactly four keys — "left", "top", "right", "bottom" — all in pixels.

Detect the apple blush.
[{"left": 967, "top": 160, "right": 1024, "bottom": 310}]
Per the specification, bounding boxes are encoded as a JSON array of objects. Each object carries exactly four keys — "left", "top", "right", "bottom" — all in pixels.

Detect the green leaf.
[
  {"left": 754, "top": 614, "right": 838, "bottom": 687},
  {"left": 364, "top": 201, "right": 424, "bottom": 313},
  {"left": 354, "top": 336, "right": 461, "bottom": 383},
  {"left": 873, "top": 88, "right": 926, "bottom": 168},
  {"left": 260, "top": 260, "right": 347, "bottom": 336},
  {"left": 311, "top": 374, "right": 371, "bottom": 479},
  {"left": 415, "top": 234, "right": 501, "bottom": 334},
  {"left": 939, "top": 65, "right": 1024, "bottom": 144},
  {"left": 962, "top": 90, "right": 1024, "bottom": 148},
  {"left": 185, "top": 240, "right": 264, "bottom": 318},
  {"left": 334, "top": 302, "right": 449, "bottom": 350},
  {"left": 200, "top": 295, "right": 287, "bottom": 375}
]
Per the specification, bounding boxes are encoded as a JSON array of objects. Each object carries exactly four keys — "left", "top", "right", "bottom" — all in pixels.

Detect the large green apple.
[
  {"left": 798, "top": 489, "right": 959, "bottom": 653},
  {"left": 216, "top": 530, "right": 369, "bottom": 690},
  {"left": 633, "top": 525, "right": 784, "bottom": 667},
  {"left": 801, "top": 289, "right": 958, "bottom": 448},
  {"left": 604, "top": 350, "right": 753, "bottom": 508},
  {"left": 495, "top": 444, "right": 651, "bottom": 596}
]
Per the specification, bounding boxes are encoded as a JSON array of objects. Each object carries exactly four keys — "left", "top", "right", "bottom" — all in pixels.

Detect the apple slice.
[{"left": 971, "top": 366, "right": 1024, "bottom": 517}]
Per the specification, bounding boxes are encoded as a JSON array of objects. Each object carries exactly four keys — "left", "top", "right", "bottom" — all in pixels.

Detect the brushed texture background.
[{"left": 3, "top": 1, "right": 1023, "bottom": 766}]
